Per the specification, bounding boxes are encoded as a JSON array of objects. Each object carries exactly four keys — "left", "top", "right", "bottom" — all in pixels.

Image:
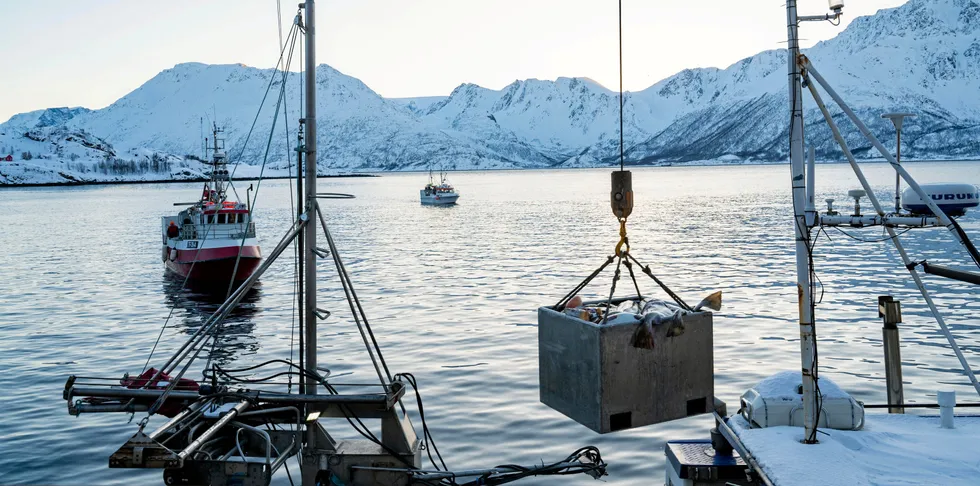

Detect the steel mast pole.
[
  {"left": 303, "top": 0, "right": 318, "bottom": 448},
  {"left": 786, "top": 0, "right": 818, "bottom": 444}
]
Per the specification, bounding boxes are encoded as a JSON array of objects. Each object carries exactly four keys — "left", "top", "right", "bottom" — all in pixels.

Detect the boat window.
[
  {"left": 218, "top": 214, "right": 226, "bottom": 224},
  {"left": 207, "top": 215, "right": 215, "bottom": 224}
]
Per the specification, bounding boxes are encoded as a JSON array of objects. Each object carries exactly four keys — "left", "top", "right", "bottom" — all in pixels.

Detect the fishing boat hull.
[
  {"left": 163, "top": 244, "right": 262, "bottom": 283},
  {"left": 420, "top": 191, "right": 459, "bottom": 205}
]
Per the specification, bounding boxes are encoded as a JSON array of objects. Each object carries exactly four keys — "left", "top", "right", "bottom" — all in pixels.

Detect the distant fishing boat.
[
  {"left": 161, "top": 125, "right": 260, "bottom": 284},
  {"left": 420, "top": 168, "right": 460, "bottom": 205}
]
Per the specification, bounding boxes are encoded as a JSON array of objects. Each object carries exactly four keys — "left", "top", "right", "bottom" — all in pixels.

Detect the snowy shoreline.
[{"left": 2, "top": 158, "right": 974, "bottom": 188}]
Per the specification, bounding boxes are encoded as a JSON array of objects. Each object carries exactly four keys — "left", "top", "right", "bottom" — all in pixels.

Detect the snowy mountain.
[
  {"left": 2, "top": 0, "right": 978, "bottom": 184},
  {"left": 617, "top": 0, "right": 980, "bottom": 164}
]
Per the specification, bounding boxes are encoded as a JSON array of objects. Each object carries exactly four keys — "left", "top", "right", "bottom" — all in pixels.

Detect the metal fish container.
[{"left": 538, "top": 298, "right": 714, "bottom": 433}]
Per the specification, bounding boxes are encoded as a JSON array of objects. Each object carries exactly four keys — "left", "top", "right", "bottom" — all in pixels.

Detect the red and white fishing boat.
[{"left": 161, "top": 126, "right": 261, "bottom": 284}]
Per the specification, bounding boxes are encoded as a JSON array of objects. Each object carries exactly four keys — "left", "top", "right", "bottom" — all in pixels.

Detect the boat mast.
[
  {"left": 302, "top": 0, "right": 318, "bottom": 446},
  {"left": 786, "top": 0, "right": 819, "bottom": 444},
  {"left": 212, "top": 124, "right": 224, "bottom": 200}
]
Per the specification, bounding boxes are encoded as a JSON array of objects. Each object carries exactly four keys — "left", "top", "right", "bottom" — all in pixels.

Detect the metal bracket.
[
  {"left": 312, "top": 246, "right": 330, "bottom": 258},
  {"left": 878, "top": 295, "right": 902, "bottom": 327},
  {"left": 109, "top": 431, "right": 181, "bottom": 469},
  {"left": 133, "top": 446, "right": 144, "bottom": 466},
  {"left": 314, "top": 308, "right": 331, "bottom": 320}
]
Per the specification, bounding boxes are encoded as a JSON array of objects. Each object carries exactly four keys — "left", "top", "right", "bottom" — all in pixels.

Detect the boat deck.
[{"left": 729, "top": 413, "right": 980, "bottom": 485}]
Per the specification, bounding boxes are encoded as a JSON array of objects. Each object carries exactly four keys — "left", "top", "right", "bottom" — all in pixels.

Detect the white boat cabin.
[{"left": 162, "top": 202, "right": 255, "bottom": 243}]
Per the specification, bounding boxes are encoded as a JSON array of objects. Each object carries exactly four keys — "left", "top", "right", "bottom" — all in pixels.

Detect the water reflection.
[{"left": 161, "top": 272, "right": 263, "bottom": 367}]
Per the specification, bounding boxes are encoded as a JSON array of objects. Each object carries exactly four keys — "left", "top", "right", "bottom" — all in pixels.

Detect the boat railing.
[{"left": 180, "top": 222, "right": 256, "bottom": 240}]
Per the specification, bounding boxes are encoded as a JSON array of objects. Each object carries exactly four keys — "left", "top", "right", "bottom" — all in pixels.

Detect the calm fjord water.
[{"left": 1, "top": 162, "right": 979, "bottom": 485}]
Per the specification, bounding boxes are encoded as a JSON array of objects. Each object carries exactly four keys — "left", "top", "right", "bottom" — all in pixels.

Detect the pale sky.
[{"left": 0, "top": 0, "right": 907, "bottom": 122}]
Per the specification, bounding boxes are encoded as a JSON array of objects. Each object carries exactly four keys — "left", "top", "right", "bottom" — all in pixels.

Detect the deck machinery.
[{"left": 61, "top": 2, "right": 423, "bottom": 484}]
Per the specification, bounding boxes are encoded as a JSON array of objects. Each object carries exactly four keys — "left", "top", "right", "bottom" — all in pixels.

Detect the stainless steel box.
[{"left": 538, "top": 299, "right": 714, "bottom": 433}]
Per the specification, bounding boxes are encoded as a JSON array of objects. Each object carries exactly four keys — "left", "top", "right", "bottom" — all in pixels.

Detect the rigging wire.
[
  {"left": 314, "top": 204, "right": 394, "bottom": 385},
  {"left": 296, "top": 10, "right": 306, "bottom": 394},
  {"left": 617, "top": 0, "right": 625, "bottom": 171},
  {"left": 148, "top": 217, "right": 306, "bottom": 415},
  {"left": 205, "top": 22, "right": 301, "bottom": 376},
  {"left": 212, "top": 69, "right": 298, "bottom": 375},
  {"left": 275, "top": 0, "right": 299, "bottom": 394},
  {"left": 223, "top": 20, "right": 301, "bottom": 298},
  {"left": 143, "top": 19, "right": 303, "bottom": 384},
  {"left": 227, "top": 21, "right": 299, "bottom": 182},
  {"left": 140, "top": 198, "right": 227, "bottom": 375}
]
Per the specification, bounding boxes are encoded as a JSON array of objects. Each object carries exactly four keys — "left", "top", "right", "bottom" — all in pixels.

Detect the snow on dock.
[{"left": 729, "top": 413, "right": 980, "bottom": 485}]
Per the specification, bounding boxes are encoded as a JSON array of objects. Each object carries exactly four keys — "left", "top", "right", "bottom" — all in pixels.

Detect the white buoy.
[{"left": 937, "top": 390, "right": 956, "bottom": 429}]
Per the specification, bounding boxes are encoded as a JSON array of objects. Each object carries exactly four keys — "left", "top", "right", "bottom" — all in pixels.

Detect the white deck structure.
[{"left": 730, "top": 414, "right": 980, "bottom": 485}]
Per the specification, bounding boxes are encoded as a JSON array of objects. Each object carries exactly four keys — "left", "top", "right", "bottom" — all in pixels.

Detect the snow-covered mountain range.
[{"left": 2, "top": 0, "right": 978, "bottom": 184}]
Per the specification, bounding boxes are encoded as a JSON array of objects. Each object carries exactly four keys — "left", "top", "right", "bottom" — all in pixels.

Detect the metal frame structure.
[
  {"left": 787, "top": 0, "right": 980, "bottom": 444},
  {"left": 61, "top": 2, "right": 422, "bottom": 484}
]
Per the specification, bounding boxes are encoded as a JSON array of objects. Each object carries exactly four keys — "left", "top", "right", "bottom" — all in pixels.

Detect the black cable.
[
  {"left": 450, "top": 446, "right": 606, "bottom": 486},
  {"left": 787, "top": 144, "right": 821, "bottom": 443},
  {"left": 189, "top": 361, "right": 604, "bottom": 486},
  {"left": 205, "top": 360, "right": 430, "bottom": 477},
  {"left": 396, "top": 373, "right": 449, "bottom": 472},
  {"left": 808, "top": 227, "right": 829, "bottom": 304},
  {"left": 832, "top": 226, "right": 912, "bottom": 243}
]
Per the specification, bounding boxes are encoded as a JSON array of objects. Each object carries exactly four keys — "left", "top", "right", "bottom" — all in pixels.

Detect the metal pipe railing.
[
  {"left": 231, "top": 421, "right": 272, "bottom": 467},
  {"left": 180, "top": 222, "right": 256, "bottom": 240},
  {"left": 178, "top": 401, "right": 250, "bottom": 461},
  {"left": 819, "top": 215, "right": 943, "bottom": 227}
]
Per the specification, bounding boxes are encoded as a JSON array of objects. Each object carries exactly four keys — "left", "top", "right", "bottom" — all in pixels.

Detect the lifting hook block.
[{"left": 611, "top": 170, "right": 633, "bottom": 220}]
